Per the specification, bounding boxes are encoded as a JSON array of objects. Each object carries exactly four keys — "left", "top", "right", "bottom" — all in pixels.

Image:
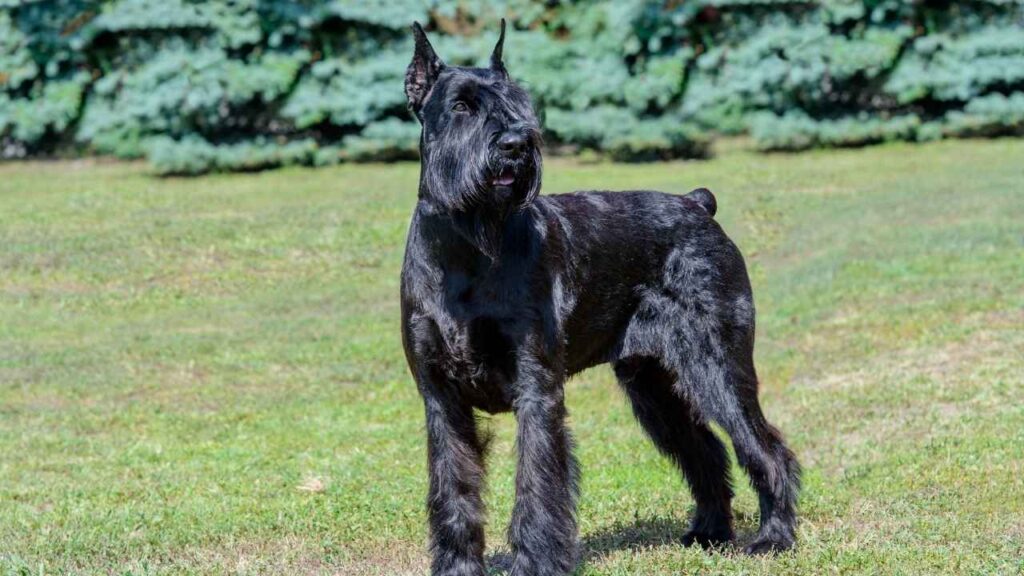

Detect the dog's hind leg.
[
  {"left": 621, "top": 235, "right": 800, "bottom": 554},
  {"left": 663, "top": 303, "right": 801, "bottom": 554},
  {"left": 613, "top": 357, "right": 734, "bottom": 548}
]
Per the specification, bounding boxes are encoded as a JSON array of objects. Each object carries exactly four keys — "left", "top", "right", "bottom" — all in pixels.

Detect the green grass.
[{"left": 1, "top": 139, "right": 1022, "bottom": 575}]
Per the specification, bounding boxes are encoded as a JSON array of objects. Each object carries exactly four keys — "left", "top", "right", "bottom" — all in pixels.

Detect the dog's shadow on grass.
[{"left": 485, "top": 515, "right": 735, "bottom": 574}]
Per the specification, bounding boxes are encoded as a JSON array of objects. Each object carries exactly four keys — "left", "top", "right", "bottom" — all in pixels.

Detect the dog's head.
[{"left": 405, "top": 20, "right": 542, "bottom": 213}]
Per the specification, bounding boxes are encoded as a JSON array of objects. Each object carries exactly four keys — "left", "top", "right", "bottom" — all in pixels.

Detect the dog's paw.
[
  {"left": 681, "top": 527, "right": 733, "bottom": 550},
  {"left": 743, "top": 534, "right": 794, "bottom": 555}
]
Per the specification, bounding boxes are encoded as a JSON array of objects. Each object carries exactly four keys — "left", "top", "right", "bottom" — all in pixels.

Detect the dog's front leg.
[
  {"left": 508, "top": 364, "right": 579, "bottom": 576},
  {"left": 422, "top": 388, "right": 488, "bottom": 576}
]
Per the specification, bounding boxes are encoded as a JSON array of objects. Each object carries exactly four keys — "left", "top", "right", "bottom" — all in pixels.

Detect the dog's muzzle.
[{"left": 490, "top": 131, "right": 531, "bottom": 189}]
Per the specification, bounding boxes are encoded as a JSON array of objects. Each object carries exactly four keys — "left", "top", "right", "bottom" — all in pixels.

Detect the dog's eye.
[{"left": 451, "top": 101, "right": 470, "bottom": 113}]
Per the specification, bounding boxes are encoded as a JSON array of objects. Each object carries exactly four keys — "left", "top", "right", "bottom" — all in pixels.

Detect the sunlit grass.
[{"left": 1, "top": 139, "right": 1022, "bottom": 574}]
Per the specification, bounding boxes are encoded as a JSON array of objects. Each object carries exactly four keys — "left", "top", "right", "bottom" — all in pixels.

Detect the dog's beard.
[
  {"left": 421, "top": 141, "right": 541, "bottom": 259},
  {"left": 423, "top": 140, "right": 541, "bottom": 214},
  {"left": 422, "top": 131, "right": 487, "bottom": 212}
]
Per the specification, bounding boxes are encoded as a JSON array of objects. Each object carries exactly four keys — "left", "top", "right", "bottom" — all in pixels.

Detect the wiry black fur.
[{"left": 401, "top": 21, "right": 801, "bottom": 576}]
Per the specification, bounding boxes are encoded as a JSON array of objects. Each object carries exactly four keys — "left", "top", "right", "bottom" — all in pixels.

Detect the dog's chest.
[{"left": 433, "top": 269, "right": 532, "bottom": 411}]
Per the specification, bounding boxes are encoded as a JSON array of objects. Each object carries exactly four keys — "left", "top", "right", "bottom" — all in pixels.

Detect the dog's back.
[
  {"left": 537, "top": 188, "right": 723, "bottom": 272},
  {"left": 530, "top": 188, "right": 738, "bottom": 373}
]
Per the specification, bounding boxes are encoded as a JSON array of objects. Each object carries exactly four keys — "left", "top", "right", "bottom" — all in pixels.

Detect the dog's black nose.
[{"left": 497, "top": 132, "right": 527, "bottom": 155}]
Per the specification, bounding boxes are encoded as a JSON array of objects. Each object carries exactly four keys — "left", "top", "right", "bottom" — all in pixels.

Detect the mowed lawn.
[{"left": 1, "top": 139, "right": 1022, "bottom": 575}]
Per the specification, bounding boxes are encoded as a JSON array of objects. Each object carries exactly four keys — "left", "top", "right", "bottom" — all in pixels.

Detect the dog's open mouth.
[{"left": 492, "top": 169, "right": 515, "bottom": 187}]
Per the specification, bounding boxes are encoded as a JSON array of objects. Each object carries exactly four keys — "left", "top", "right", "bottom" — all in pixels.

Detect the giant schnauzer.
[{"left": 401, "top": 20, "right": 801, "bottom": 576}]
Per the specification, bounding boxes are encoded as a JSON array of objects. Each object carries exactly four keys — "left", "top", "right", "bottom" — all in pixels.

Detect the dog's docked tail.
[{"left": 683, "top": 187, "right": 717, "bottom": 218}]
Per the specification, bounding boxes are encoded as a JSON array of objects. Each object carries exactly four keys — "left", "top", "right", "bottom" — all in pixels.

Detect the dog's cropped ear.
[
  {"left": 490, "top": 19, "right": 508, "bottom": 79},
  {"left": 406, "top": 22, "right": 445, "bottom": 119}
]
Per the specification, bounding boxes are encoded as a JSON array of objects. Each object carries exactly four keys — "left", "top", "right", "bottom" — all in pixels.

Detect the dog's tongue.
[{"left": 493, "top": 170, "right": 515, "bottom": 187}]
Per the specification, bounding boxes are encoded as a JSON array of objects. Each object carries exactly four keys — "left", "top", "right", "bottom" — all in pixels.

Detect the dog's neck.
[{"left": 418, "top": 197, "right": 533, "bottom": 263}]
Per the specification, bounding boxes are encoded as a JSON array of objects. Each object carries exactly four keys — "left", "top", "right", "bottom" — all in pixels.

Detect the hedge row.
[{"left": 1, "top": 0, "right": 1022, "bottom": 174}]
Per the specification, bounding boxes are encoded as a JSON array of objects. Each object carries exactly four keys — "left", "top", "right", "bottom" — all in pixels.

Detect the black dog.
[{"left": 400, "top": 21, "right": 800, "bottom": 576}]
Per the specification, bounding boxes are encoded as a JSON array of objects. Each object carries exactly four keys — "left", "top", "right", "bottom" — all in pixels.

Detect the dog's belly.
[{"left": 561, "top": 289, "right": 639, "bottom": 374}]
